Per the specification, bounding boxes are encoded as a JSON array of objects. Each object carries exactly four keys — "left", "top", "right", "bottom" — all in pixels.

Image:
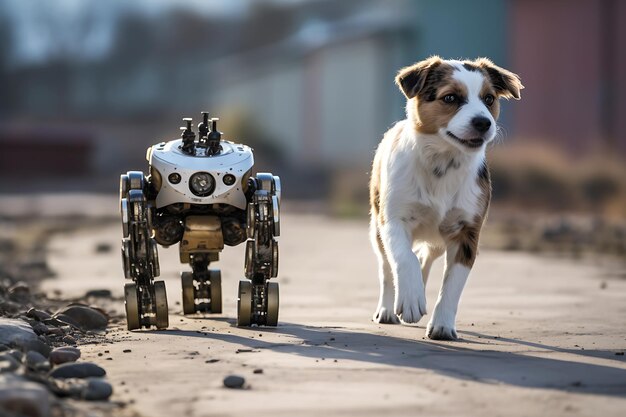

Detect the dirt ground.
[{"left": 42, "top": 210, "right": 626, "bottom": 417}]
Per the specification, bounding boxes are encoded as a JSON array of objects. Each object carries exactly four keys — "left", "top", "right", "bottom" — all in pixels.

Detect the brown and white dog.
[{"left": 369, "top": 56, "right": 522, "bottom": 340}]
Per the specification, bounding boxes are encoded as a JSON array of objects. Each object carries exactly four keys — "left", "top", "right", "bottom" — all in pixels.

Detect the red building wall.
[{"left": 510, "top": 0, "right": 626, "bottom": 154}]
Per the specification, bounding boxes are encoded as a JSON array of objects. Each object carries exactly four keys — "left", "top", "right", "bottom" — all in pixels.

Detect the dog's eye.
[
  {"left": 483, "top": 94, "right": 495, "bottom": 106},
  {"left": 443, "top": 94, "right": 457, "bottom": 104}
]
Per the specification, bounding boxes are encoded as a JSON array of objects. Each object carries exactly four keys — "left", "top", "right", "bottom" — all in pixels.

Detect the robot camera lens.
[
  {"left": 189, "top": 172, "right": 215, "bottom": 196},
  {"left": 168, "top": 173, "right": 181, "bottom": 184},
  {"left": 223, "top": 174, "right": 236, "bottom": 186}
]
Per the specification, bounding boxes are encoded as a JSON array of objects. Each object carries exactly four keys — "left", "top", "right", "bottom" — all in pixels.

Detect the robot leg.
[
  {"left": 181, "top": 252, "right": 223, "bottom": 315},
  {"left": 120, "top": 171, "right": 168, "bottom": 330},
  {"left": 237, "top": 173, "right": 281, "bottom": 327}
]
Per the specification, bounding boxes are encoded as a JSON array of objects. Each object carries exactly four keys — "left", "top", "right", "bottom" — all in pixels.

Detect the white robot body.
[
  {"left": 120, "top": 113, "right": 281, "bottom": 330},
  {"left": 148, "top": 139, "right": 254, "bottom": 210}
]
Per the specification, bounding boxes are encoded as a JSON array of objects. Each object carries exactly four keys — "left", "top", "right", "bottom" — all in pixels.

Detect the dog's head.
[{"left": 396, "top": 56, "right": 523, "bottom": 152}]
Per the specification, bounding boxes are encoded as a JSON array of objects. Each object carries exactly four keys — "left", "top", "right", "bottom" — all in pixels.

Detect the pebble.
[
  {"left": 8, "top": 349, "right": 24, "bottom": 362},
  {"left": 49, "top": 362, "right": 106, "bottom": 379},
  {"left": 62, "top": 335, "right": 76, "bottom": 345},
  {"left": 54, "top": 305, "right": 108, "bottom": 331},
  {"left": 85, "top": 289, "right": 112, "bottom": 298},
  {"left": 26, "top": 308, "right": 52, "bottom": 322},
  {"left": 0, "top": 318, "right": 39, "bottom": 350},
  {"left": 0, "top": 354, "right": 21, "bottom": 372},
  {"left": 49, "top": 347, "right": 81, "bottom": 365},
  {"left": 94, "top": 243, "right": 112, "bottom": 253},
  {"left": 0, "top": 375, "right": 51, "bottom": 417},
  {"left": 8, "top": 281, "right": 30, "bottom": 303},
  {"left": 82, "top": 378, "right": 113, "bottom": 401},
  {"left": 30, "top": 322, "right": 49, "bottom": 336},
  {"left": 24, "top": 351, "right": 50, "bottom": 372},
  {"left": 25, "top": 340, "right": 51, "bottom": 357},
  {"left": 223, "top": 375, "right": 246, "bottom": 389}
]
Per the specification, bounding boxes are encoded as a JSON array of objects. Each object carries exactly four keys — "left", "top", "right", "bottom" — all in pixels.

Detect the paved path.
[{"left": 45, "top": 213, "right": 626, "bottom": 417}]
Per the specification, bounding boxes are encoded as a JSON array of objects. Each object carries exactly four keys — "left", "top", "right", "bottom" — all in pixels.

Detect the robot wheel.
[
  {"left": 124, "top": 281, "right": 169, "bottom": 330},
  {"left": 237, "top": 280, "right": 279, "bottom": 327},
  {"left": 238, "top": 172, "right": 281, "bottom": 327},
  {"left": 120, "top": 171, "right": 168, "bottom": 330},
  {"left": 181, "top": 270, "right": 222, "bottom": 315}
]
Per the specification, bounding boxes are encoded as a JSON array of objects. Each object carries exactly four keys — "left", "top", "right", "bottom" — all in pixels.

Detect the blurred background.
[{"left": 0, "top": 0, "right": 625, "bottom": 258}]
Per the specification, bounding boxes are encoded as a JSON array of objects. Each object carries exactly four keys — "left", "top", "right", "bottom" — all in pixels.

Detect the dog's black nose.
[{"left": 471, "top": 116, "right": 491, "bottom": 134}]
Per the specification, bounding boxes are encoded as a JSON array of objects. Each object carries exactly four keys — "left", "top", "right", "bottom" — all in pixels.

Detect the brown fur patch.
[
  {"left": 416, "top": 78, "right": 467, "bottom": 134},
  {"left": 473, "top": 57, "right": 524, "bottom": 100},
  {"left": 395, "top": 56, "right": 444, "bottom": 99},
  {"left": 439, "top": 162, "right": 492, "bottom": 267}
]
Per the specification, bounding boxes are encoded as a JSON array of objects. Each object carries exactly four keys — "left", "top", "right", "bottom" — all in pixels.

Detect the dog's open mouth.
[{"left": 446, "top": 131, "right": 485, "bottom": 148}]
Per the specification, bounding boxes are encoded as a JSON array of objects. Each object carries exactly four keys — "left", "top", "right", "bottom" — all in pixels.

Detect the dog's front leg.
[
  {"left": 427, "top": 227, "right": 479, "bottom": 340},
  {"left": 380, "top": 220, "right": 426, "bottom": 323}
]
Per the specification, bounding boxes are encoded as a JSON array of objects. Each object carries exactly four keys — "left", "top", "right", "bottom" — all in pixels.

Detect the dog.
[{"left": 369, "top": 56, "right": 522, "bottom": 340}]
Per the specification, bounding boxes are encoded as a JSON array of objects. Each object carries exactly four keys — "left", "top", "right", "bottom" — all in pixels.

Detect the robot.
[{"left": 119, "top": 112, "right": 281, "bottom": 330}]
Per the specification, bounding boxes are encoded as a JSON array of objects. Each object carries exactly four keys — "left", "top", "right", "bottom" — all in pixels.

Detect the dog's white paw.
[
  {"left": 426, "top": 320, "right": 458, "bottom": 340},
  {"left": 373, "top": 306, "right": 400, "bottom": 324},
  {"left": 394, "top": 285, "right": 427, "bottom": 324}
]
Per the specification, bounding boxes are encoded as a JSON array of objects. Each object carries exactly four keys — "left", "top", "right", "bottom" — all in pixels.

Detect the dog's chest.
[{"left": 402, "top": 165, "right": 481, "bottom": 241}]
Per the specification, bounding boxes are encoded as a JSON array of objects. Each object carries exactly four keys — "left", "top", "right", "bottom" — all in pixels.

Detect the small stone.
[
  {"left": 0, "top": 318, "right": 39, "bottom": 351},
  {"left": 0, "top": 300, "right": 21, "bottom": 313},
  {"left": 85, "top": 289, "right": 112, "bottom": 298},
  {"left": 82, "top": 378, "right": 113, "bottom": 401},
  {"left": 62, "top": 335, "right": 76, "bottom": 345},
  {"left": 223, "top": 375, "right": 245, "bottom": 389},
  {"left": 30, "top": 322, "right": 49, "bottom": 336},
  {"left": 94, "top": 242, "right": 112, "bottom": 253},
  {"left": 253, "top": 369, "right": 263, "bottom": 374},
  {"left": 49, "top": 347, "right": 81, "bottom": 365},
  {"left": 49, "top": 362, "right": 106, "bottom": 379},
  {"left": 46, "top": 327, "right": 63, "bottom": 336},
  {"left": 25, "top": 341, "right": 51, "bottom": 357},
  {"left": 26, "top": 308, "right": 52, "bottom": 322},
  {"left": 24, "top": 351, "right": 49, "bottom": 371},
  {"left": 0, "top": 375, "right": 51, "bottom": 417},
  {"left": 8, "top": 282, "right": 30, "bottom": 304},
  {"left": 8, "top": 350, "right": 24, "bottom": 362},
  {"left": 54, "top": 305, "right": 108, "bottom": 331},
  {"left": 0, "top": 354, "right": 21, "bottom": 372}
]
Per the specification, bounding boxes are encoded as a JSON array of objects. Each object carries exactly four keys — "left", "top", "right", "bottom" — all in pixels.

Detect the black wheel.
[
  {"left": 246, "top": 202, "right": 256, "bottom": 239},
  {"left": 266, "top": 282, "right": 279, "bottom": 326},
  {"left": 237, "top": 280, "right": 252, "bottom": 327},
  {"left": 150, "top": 240, "right": 160, "bottom": 277},
  {"left": 271, "top": 196, "right": 280, "bottom": 237},
  {"left": 270, "top": 239, "right": 279, "bottom": 278},
  {"left": 154, "top": 281, "right": 169, "bottom": 329},
  {"left": 121, "top": 198, "right": 129, "bottom": 237},
  {"left": 244, "top": 240, "right": 255, "bottom": 277},
  {"left": 209, "top": 270, "right": 222, "bottom": 314},
  {"left": 181, "top": 272, "right": 196, "bottom": 315},
  {"left": 121, "top": 239, "right": 131, "bottom": 278},
  {"left": 124, "top": 283, "right": 140, "bottom": 331}
]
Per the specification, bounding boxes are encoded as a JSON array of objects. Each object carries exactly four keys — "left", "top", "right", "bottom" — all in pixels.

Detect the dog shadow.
[{"left": 154, "top": 319, "right": 626, "bottom": 398}]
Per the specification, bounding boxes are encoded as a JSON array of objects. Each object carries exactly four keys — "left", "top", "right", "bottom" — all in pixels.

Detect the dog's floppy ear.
[
  {"left": 475, "top": 57, "right": 524, "bottom": 100},
  {"left": 395, "top": 56, "right": 443, "bottom": 99}
]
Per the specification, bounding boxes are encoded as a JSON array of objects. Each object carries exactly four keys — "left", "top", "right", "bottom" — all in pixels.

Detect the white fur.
[{"left": 371, "top": 63, "right": 491, "bottom": 339}]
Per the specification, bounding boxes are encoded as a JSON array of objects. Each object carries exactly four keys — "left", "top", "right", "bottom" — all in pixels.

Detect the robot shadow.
[{"left": 149, "top": 320, "right": 626, "bottom": 397}]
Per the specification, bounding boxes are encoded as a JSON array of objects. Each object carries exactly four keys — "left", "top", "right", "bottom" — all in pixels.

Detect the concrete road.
[{"left": 45, "top": 213, "right": 626, "bottom": 417}]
